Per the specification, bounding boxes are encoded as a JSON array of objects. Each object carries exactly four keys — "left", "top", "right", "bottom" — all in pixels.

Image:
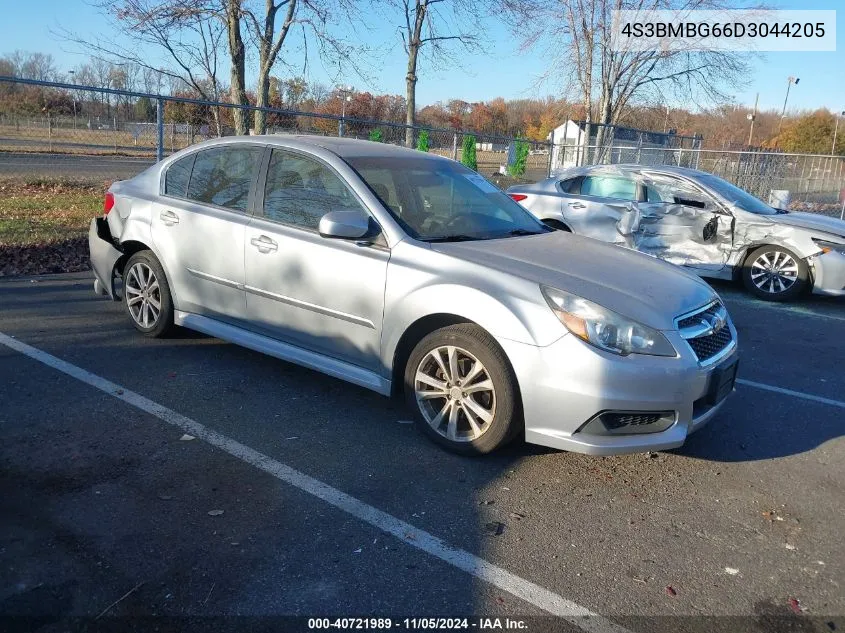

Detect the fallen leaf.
[
  {"left": 788, "top": 598, "right": 803, "bottom": 614},
  {"left": 484, "top": 521, "right": 506, "bottom": 536},
  {"left": 665, "top": 586, "right": 677, "bottom": 597}
]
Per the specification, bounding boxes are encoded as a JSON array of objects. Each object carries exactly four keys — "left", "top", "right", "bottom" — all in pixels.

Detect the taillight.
[
  {"left": 508, "top": 193, "right": 528, "bottom": 203},
  {"left": 104, "top": 192, "right": 115, "bottom": 216}
]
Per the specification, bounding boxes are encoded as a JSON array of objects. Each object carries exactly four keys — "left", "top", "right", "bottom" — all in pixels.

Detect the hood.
[
  {"left": 431, "top": 232, "right": 717, "bottom": 330},
  {"left": 771, "top": 212, "right": 845, "bottom": 240}
]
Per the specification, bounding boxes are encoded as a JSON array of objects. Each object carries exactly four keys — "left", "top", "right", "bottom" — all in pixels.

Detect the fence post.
[
  {"left": 47, "top": 112, "right": 52, "bottom": 152},
  {"left": 546, "top": 142, "right": 554, "bottom": 177},
  {"left": 156, "top": 98, "right": 164, "bottom": 162},
  {"left": 451, "top": 132, "right": 458, "bottom": 161}
]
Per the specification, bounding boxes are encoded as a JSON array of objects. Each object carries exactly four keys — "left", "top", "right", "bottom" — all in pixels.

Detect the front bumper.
[
  {"left": 500, "top": 325, "right": 739, "bottom": 455},
  {"left": 88, "top": 218, "right": 123, "bottom": 300},
  {"left": 810, "top": 250, "right": 845, "bottom": 297}
]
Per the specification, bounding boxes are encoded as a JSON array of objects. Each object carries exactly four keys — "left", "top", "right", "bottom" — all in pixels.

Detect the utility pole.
[
  {"left": 832, "top": 110, "right": 844, "bottom": 155},
  {"left": 337, "top": 85, "right": 354, "bottom": 137},
  {"left": 747, "top": 93, "right": 759, "bottom": 147},
  {"left": 778, "top": 76, "right": 799, "bottom": 133}
]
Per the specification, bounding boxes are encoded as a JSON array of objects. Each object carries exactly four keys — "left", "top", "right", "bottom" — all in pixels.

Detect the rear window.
[{"left": 164, "top": 154, "right": 194, "bottom": 197}]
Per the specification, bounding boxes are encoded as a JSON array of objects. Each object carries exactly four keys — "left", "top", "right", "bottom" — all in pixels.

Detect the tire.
[
  {"left": 122, "top": 250, "right": 175, "bottom": 337},
  {"left": 404, "top": 324, "right": 521, "bottom": 455},
  {"left": 742, "top": 245, "right": 809, "bottom": 302}
]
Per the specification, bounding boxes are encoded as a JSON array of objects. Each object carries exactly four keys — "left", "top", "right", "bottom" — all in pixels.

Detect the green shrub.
[
  {"left": 416, "top": 130, "right": 430, "bottom": 152},
  {"left": 368, "top": 129, "right": 384, "bottom": 142},
  {"left": 461, "top": 134, "right": 477, "bottom": 171},
  {"left": 508, "top": 140, "right": 530, "bottom": 177}
]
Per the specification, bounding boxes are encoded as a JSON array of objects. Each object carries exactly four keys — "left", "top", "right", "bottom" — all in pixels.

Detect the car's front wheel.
[
  {"left": 404, "top": 324, "right": 520, "bottom": 455},
  {"left": 742, "top": 245, "right": 809, "bottom": 301},
  {"left": 123, "top": 250, "right": 175, "bottom": 337}
]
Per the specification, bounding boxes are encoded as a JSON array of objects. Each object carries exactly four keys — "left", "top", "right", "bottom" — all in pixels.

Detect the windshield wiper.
[
  {"left": 423, "top": 234, "right": 481, "bottom": 243},
  {"left": 505, "top": 228, "right": 547, "bottom": 237}
]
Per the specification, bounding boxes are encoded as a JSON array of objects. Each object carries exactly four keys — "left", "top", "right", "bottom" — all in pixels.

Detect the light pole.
[
  {"left": 778, "top": 76, "right": 799, "bottom": 133},
  {"left": 337, "top": 85, "right": 353, "bottom": 137},
  {"left": 68, "top": 69, "right": 77, "bottom": 129},
  {"left": 832, "top": 110, "right": 844, "bottom": 155},
  {"left": 747, "top": 92, "right": 759, "bottom": 147}
]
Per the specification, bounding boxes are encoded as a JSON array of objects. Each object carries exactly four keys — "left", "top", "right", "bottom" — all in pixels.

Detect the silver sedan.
[
  {"left": 89, "top": 136, "right": 738, "bottom": 455},
  {"left": 507, "top": 164, "right": 845, "bottom": 301}
]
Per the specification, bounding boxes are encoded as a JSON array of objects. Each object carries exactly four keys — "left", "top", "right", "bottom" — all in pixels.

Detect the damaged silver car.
[{"left": 508, "top": 165, "right": 845, "bottom": 301}]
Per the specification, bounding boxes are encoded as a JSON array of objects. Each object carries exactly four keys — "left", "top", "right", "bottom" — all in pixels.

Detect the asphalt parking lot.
[{"left": 1, "top": 271, "right": 843, "bottom": 632}]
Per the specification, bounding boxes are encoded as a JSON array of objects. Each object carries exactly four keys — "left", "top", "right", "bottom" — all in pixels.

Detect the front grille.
[
  {"left": 676, "top": 300, "right": 734, "bottom": 363},
  {"left": 677, "top": 302, "right": 722, "bottom": 330},
  {"left": 687, "top": 327, "right": 733, "bottom": 362}
]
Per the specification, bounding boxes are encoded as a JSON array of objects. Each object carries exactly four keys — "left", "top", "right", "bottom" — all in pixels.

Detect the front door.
[
  {"left": 243, "top": 148, "right": 389, "bottom": 372},
  {"left": 631, "top": 175, "right": 732, "bottom": 273}
]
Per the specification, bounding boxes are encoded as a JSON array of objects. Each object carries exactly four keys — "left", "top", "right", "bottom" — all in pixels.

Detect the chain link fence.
[
  {"left": 0, "top": 77, "right": 551, "bottom": 188},
  {"left": 550, "top": 142, "right": 845, "bottom": 216},
  {"left": 1, "top": 76, "right": 843, "bottom": 212}
]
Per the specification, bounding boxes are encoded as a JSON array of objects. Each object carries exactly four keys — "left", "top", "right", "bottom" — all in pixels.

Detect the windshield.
[
  {"left": 695, "top": 173, "right": 778, "bottom": 216},
  {"left": 345, "top": 155, "right": 549, "bottom": 241}
]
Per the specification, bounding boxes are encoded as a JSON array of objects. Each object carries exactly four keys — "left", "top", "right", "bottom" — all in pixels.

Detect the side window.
[
  {"left": 580, "top": 176, "right": 637, "bottom": 201},
  {"left": 644, "top": 184, "right": 670, "bottom": 202},
  {"left": 262, "top": 149, "right": 365, "bottom": 230},
  {"left": 186, "top": 145, "right": 263, "bottom": 212},
  {"left": 164, "top": 154, "right": 194, "bottom": 197},
  {"left": 559, "top": 177, "right": 582, "bottom": 194}
]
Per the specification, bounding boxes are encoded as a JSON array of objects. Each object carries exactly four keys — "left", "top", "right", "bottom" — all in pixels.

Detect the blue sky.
[{"left": 1, "top": 0, "right": 842, "bottom": 114}]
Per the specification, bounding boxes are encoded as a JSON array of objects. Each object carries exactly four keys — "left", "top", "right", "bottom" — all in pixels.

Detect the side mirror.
[{"left": 318, "top": 210, "right": 371, "bottom": 240}]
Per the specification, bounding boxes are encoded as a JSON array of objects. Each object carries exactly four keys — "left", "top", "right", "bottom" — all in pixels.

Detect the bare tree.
[
  {"left": 501, "top": 0, "right": 751, "bottom": 161},
  {"left": 379, "top": 0, "right": 483, "bottom": 147},
  {"left": 60, "top": 0, "right": 228, "bottom": 134},
  {"left": 239, "top": 0, "right": 365, "bottom": 134}
]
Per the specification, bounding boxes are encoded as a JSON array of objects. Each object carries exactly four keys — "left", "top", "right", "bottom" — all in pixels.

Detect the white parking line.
[
  {"left": 0, "top": 331, "right": 629, "bottom": 633},
  {"left": 737, "top": 378, "right": 845, "bottom": 410}
]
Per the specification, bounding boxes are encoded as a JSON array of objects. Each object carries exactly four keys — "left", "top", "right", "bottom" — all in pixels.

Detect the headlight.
[
  {"left": 813, "top": 239, "right": 845, "bottom": 255},
  {"left": 540, "top": 286, "right": 676, "bottom": 357}
]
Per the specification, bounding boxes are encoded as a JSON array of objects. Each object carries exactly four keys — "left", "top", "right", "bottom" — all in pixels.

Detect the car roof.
[
  {"left": 184, "top": 134, "right": 442, "bottom": 160},
  {"left": 557, "top": 163, "right": 708, "bottom": 179}
]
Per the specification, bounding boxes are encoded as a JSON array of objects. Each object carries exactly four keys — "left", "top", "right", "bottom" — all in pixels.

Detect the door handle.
[
  {"left": 250, "top": 235, "right": 278, "bottom": 253},
  {"left": 159, "top": 210, "right": 180, "bottom": 225},
  {"left": 568, "top": 202, "right": 586, "bottom": 209}
]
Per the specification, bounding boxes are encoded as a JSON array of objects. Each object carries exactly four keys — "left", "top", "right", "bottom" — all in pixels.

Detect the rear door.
[
  {"left": 560, "top": 174, "right": 639, "bottom": 241},
  {"left": 151, "top": 144, "right": 263, "bottom": 320}
]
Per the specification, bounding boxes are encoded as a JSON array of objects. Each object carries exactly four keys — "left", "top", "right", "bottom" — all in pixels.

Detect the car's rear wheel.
[
  {"left": 123, "top": 250, "right": 175, "bottom": 337},
  {"left": 404, "top": 324, "right": 520, "bottom": 455},
  {"left": 742, "top": 245, "right": 808, "bottom": 301}
]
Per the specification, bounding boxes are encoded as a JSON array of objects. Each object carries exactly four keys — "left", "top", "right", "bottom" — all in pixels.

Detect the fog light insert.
[{"left": 578, "top": 410, "right": 676, "bottom": 436}]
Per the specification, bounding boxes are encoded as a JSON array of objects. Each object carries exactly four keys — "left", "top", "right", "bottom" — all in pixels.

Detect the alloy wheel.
[
  {"left": 750, "top": 251, "right": 798, "bottom": 295},
  {"left": 125, "top": 262, "right": 162, "bottom": 329},
  {"left": 414, "top": 345, "right": 496, "bottom": 442}
]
